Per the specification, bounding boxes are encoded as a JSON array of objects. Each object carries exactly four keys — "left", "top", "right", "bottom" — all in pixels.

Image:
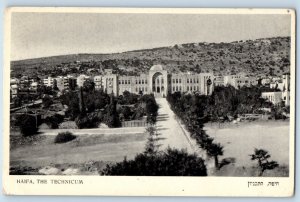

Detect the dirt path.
[
  {"left": 39, "top": 127, "right": 146, "bottom": 136},
  {"left": 155, "top": 98, "right": 195, "bottom": 153}
]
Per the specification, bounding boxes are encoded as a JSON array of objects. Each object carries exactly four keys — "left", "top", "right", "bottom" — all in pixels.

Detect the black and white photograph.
[{"left": 3, "top": 7, "right": 295, "bottom": 196}]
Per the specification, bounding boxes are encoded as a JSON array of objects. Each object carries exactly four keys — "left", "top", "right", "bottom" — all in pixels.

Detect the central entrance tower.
[{"left": 149, "top": 65, "right": 168, "bottom": 97}]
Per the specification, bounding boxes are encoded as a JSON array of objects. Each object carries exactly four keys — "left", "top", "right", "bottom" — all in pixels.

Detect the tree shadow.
[
  {"left": 154, "top": 137, "right": 167, "bottom": 141},
  {"left": 156, "top": 127, "right": 168, "bottom": 131},
  {"left": 219, "top": 157, "right": 236, "bottom": 169},
  {"left": 156, "top": 117, "right": 169, "bottom": 121}
]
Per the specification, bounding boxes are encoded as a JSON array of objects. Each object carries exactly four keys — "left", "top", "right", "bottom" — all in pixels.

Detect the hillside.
[{"left": 11, "top": 36, "right": 290, "bottom": 78}]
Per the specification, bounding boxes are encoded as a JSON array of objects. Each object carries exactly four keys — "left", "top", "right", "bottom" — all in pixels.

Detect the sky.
[{"left": 11, "top": 12, "right": 291, "bottom": 61}]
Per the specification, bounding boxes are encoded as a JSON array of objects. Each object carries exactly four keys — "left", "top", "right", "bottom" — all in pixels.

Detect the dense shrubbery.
[
  {"left": 168, "top": 86, "right": 274, "bottom": 123},
  {"left": 101, "top": 148, "right": 207, "bottom": 176},
  {"left": 54, "top": 131, "right": 77, "bottom": 144},
  {"left": 75, "top": 113, "right": 101, "bottom": 129},
  {"left": 60, "top": 89, "right": 110, "bottom": 120},
  {"left": 141, "top": 94, "right": 159, "bottom": 124},
  {"left": 59, "top": 83, "right": 158, "bottom": 128},
  {"left": 103, "top": 95, "right": 121, "bottom": 128},
  {"left": 117, "top": 90, "right": 139, "bottom": 105},
  {"left": 16, "top": 114, "right": 40, "bottom": 136},
  {"left": 44, "top": 114, "right": 64, "bottom": 129},
  {"left": 207, "top": 86, "right": 273, "bottom": 120}
]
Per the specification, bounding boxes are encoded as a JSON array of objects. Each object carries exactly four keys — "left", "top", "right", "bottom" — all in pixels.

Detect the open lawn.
[
  {"left": 205, "top": 120, "right": 290, "bottom": 176},
  {"left": 10, "top": 132, "right": 147, "bottom": 174}
]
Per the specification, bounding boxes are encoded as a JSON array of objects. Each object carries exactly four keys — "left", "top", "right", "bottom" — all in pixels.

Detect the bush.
[
  {"left": 75, "top": 114, "right": 101, "bottom": 129},
  {"left": 16, "top": 114, "right": 39, "bottom": 136},
  {"left": 54, "top": 132, "right": 77, "bottom": 144},
  {"left": 102, "top": 148, "right": 207, "bottom": 176},
  {"left": 44, "top": 114, "right": 64, "bottom": 129}
]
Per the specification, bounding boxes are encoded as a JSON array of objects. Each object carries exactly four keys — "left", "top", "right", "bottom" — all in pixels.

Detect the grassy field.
[
  {"left": 10, "top": 132, "right": 147, "bottom": 175},
  {"left": 205, "top": 120, "right": 290, "bottom": 177}
]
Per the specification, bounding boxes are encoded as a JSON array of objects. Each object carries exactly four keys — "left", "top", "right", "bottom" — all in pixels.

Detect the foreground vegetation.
[{"left": 101, "top": 125, "right": 207, "bottom": 176}]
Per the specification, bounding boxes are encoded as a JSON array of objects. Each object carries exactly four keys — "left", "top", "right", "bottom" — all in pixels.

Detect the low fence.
[{"left": 121, "top": 120, "right": 149, "bottom": 127}]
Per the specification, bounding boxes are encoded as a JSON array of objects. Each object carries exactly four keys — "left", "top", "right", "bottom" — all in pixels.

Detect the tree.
[
  {"left": 101, "top": 148, "right": 207, "bottom": 176},
  {"left": 206, "top": 142, "right": 224, "bottom": 169},
  {"left": 16, "top": 114, "right": 39, "bottom": 136},
  {"left": 82, "top": 79, "right": 95, "bottom": 92},
  {"left": 42, "top": 94, "right": 53, "bottom": 108},
  {"left": 141, "top": 95, "right": 159, "bottom": 124},
  {"left": 44, "top": 114, "right": 64, "bottom": 129},
  {"left": 250, "top": 148, "right": 279, "bottom": 176},
  {"left": 103, "top": 93, "right": 121, "bottom": 128},
  {"left": 78, "top": 87, "right": 86, "bottom": 114},
  {"left": 53, "top": 79, "right": 59, "bottom": 91},
  {"left": 75, "top": 113, "right": 100, "bottom": 129},
  {"left": 144, "top": 125, "right": 161, "bottom": 155}
]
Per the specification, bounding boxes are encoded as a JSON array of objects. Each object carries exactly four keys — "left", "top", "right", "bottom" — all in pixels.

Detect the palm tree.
[
  {"left": 250, "top": 148, "right": 279, "bottom": 176},
  {"left": 206, "top": 142, "right": 224, "bottom": 169}
]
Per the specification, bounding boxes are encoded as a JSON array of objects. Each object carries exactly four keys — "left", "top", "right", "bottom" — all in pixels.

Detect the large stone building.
[
  {"left": 94, "top": 65, "right": 214, "bottom": 97},
  {"left": 261, "top": 73, "right": 290, "bottom": 106}
]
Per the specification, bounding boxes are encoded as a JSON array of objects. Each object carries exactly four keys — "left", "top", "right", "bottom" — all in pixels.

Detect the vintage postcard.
[{"left": 2, "top": 7, "right": 295, "bottom": 196}]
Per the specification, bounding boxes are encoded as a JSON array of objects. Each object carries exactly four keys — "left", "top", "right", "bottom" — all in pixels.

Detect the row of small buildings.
[{"left": 10, "top": 65, "right": 290, "bottom": 106}]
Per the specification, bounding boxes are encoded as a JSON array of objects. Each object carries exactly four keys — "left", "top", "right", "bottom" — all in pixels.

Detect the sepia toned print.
[{"left": 3, "top": 7, "right": 295, "bottom": 196}]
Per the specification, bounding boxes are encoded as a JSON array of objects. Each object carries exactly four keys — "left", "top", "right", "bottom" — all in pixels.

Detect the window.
[
  {"left": 173, "top": 87, "right": 175, "bottom": 91},
  {"left": 128, "top": 80, "right": 130, "bottom": 84},
  {"left": 145, "top": 80, "right": 147, "bottom": 84},
  {"left": 139, "top": 80, "right": 141, "bottom": 84},
  {"left": 176, "top": 79, "right": 178, "bottom": 83},
  {"left": 125, "top": 80, "right": 127, "bottom": 84},
  {"left": 176, "top": 86, "right": 178, "bottom": 91},
  {"left": 187, "top": 86, "right": 189, "bottom": 91},
  {"left": 142, "top": 80, "right": 144, "bottom": 84},
  {"left": 145, "top": 87, "right": 147, "bottom": 92},
  {"left": 161, "top": 79, "right": 164, "bottom": 84},
  {"left": 118, "top": 80, "right": 121, "bottom": 84},
  {"left": 197, "top": 78, "right": 199, "bottom": 83},
  {"left": 173, "top": 79, "right": 175, "bottom": 83},
  {"left": 179, "top": 86, "right": 181, "bottom": 91},
  {"left": 187, "top": 79, "right": 189, "bottom": 83},
  {"left": 179, "top": 79, "right": 181, "bottom": 83},
  {"left": 136, "top": 80, "right": 138, "bottom": 84}
]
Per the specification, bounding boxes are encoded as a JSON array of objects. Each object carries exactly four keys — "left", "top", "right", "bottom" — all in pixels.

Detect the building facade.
[{"left": 93, "top": 65, "right": 214, "bottom": 97}]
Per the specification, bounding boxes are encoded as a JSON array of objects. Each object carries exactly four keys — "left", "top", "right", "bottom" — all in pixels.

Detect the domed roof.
[{"left": 150, "top": 64, "right": 164, "bottom": 71}]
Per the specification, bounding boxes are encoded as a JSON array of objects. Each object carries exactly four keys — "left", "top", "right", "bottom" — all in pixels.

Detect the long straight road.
[{"left": 155, "top": 98, "right": 195, "bottom": 153}]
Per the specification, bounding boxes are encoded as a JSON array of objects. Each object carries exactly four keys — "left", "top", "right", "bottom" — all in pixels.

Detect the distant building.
[
  {"left": 223, "top": 74, "right": 257, "bottom": 89},
  {"left": 76, "top": 74, "right": 90, "bottom": 87},
  {"left": 261, "top": 73, "right": 290, "bottom": 106},
  {"left": 261, "top": 92, "right": 283, "bottom": 105},
  {"left": 94, "top": 76, "right": 103, "bottom": 90},
  {"left": 231, "top": 77, "right": 258, "bottom": 89},
  {"left": 214, "top": 76, "right": 224, "bottom": 86},
  {"left": 55, "top": 77, "right": 65, "bottom": 91},
  {"left": 43, "top": 77, "right": 54, "bottom": 87},
  {"left": 30, "top": 82, "right": 38, "bottom": 90},
  {"left": 10, "top": 84, "right": 18, "bottom": 98}
]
